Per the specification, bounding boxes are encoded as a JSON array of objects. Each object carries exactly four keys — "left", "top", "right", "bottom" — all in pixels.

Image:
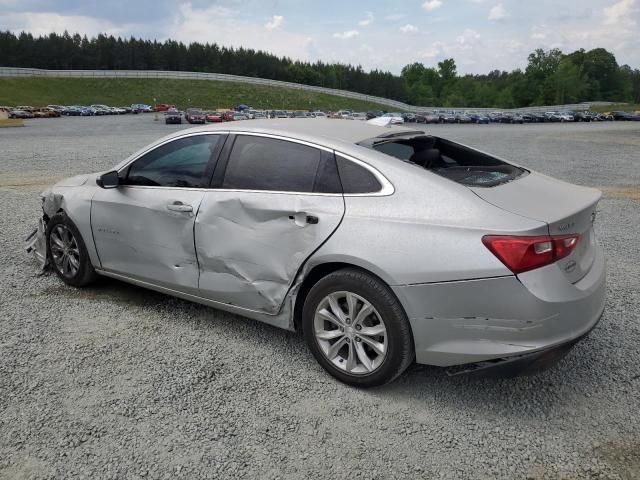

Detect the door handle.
[
  {"left": 167, "top": 201, "right": 193, "bottom": 213},
  {"left": 288, "top": 212, "right": 319, "bottom": 226}
]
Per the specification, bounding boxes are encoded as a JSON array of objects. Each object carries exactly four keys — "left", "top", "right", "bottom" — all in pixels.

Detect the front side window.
[
  {"left": 222, "top": 135, "right": 339, "bottom": 193},
  {"left": 125, "top": 135, "right": 221, "bottom": 187}
]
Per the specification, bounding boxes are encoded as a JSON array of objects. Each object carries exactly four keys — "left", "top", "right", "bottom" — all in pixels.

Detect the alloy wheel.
[
  {"left": 50, "top": 224, "right": 80, "bottom": 278},
  {"left": 313, "top": 291, "right": 388, "bottom": 375}
]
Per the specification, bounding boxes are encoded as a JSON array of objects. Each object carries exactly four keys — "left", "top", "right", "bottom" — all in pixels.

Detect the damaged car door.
[
  {"left": 91, "top": 133, "right": 225, "bottom": 292},
  {"left": 195, "top": 133, "right": 345, "bottom": 314}
]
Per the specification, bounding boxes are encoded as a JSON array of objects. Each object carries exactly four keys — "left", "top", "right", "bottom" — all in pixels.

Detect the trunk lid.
[{"left": 471, "top": 172, "right": 601, "bottom": 283}]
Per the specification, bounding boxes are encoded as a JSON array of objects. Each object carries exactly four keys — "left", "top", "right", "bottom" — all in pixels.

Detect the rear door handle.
[
  {"left": 167, "top": 201, "right": 193, "bottom": 213},
  {"left": 288, "top": 212, "right": 319, "bottom": 226}
]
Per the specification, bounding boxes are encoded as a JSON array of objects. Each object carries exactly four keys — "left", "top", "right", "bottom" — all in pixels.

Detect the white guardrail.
[{"left": 0, "top": 67, "right": 617, "bottom": 113}]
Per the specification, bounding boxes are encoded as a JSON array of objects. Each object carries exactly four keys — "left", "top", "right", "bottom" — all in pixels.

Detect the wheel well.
[{"left": 292, "top": 262, "right": 396, "bottom": 332}]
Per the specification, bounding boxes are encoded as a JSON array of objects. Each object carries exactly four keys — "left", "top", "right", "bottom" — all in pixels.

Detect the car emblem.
[{"left": 565, "top": 260, "right": 577, "bottom": 273}]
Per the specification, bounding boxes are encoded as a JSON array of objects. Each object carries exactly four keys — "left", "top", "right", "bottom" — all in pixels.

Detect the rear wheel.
[
  {"left": 303, "top": 269, "right": 414, "bottom": 387},
  {"left": 47, "top": 213, "right": 98, "bottom": 287}
]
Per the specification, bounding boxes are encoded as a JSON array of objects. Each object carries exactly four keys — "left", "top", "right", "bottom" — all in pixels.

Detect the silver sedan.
[{"left": 25, "top": 120, "right": 606, "bottom": 387}]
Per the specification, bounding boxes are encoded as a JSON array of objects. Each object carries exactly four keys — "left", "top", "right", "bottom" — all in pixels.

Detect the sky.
[{"left": 0, "top": 0, "right": 638, "bottom": 74}]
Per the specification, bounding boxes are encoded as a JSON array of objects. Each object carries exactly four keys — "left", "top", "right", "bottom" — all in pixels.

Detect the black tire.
[
  {"left": 302, "top": 268, "right": 414, "bottom": 387},
  {"left": 46, "top": 213, "right": 98, "bottom": 288}
]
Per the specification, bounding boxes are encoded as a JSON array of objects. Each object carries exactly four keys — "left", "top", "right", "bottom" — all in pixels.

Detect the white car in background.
[
  {"left": 352, "top": 112, "right": 367, "bottom": 121},
  {"left": 382, "top": 112, "right": 404, "bottom": 124}
]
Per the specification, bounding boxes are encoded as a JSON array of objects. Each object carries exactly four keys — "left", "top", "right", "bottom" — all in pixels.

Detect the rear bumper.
[
  {"left": 446, "top": 318, "right": 600, "bottom": 377},
  {"left": 393, "top": 243, "right": 606, "bottom": 368}
]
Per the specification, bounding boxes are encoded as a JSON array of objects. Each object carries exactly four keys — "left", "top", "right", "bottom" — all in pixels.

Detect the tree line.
[{"left": 0, "top": 31, "right": 638, "bottom": 108}]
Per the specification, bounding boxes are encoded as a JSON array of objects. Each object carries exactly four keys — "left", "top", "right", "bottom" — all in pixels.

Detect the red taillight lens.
[{"left": 482, "top": 234, "right": 579, "bottom": 274}]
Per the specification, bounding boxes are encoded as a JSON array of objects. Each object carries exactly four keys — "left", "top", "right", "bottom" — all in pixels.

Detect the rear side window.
[
  {"left": 336, "top": 155, "right": 382, "bottom": 194},
  {"left": 125, "top": 135, "right": 220, "bottom": 187},
  {"left": 222, "top": 136, "right": 340, "bottom": 193}
]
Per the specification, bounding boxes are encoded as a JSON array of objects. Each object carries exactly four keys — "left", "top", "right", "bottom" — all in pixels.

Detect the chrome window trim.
[
  {"left": 115, "top": 130, "right": 395, "bottom": 197},
  {"left": 334, "top": 150, "right": 395, "bottom": 197}
]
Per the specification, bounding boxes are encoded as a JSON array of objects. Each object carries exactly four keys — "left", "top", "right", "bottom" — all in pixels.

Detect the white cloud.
[
  {"left": 399, "top": 24, "right": 419, "bottom": 34},
  {"left": 0, "top": 11, "right": 139, "bottom": 37},
  {"left": 422, "top": 0, "right": 443, "bottom": 12},
  {"left": 333, "top": 30, "right": 359, "bottom": 39},
  {"left": 421, "top": 41, "right": 446, "bottom": 59},
  {"left": 456, "top": 29, "right": 481, "bottom": 48},
  {"left": 603, "top": 0, "right": 637, "bottom": 25},
  {"left": 384, "top": 13, "right": 408, "bottom": 21},
  {"left": 358, "top": 11, "right": 374, "bottom": 26},
  {"left": 264, "top": 15, "right": 284, "bottom": 30},
  {"left": 488, "top": 3, "right": 510, "bottom": 21}
]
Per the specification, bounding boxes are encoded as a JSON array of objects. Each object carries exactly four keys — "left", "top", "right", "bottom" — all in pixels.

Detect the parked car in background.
[
  {"left": 402, "top": 113, "right": 416, "bottom": 123},
  {"left": 9, "top": 108, "right": 32, "bottom": 119},
  {"left": 61, "top": 106, "right": 83, "bottom": 116},
  {"left": 382, "top": 112, "right": 405, "bottom": 124},
  {"left": 131, "top": 104, "right": 153, "bottom": 113},
  {"left": 467, "top": 112, "right": 490, "bottom": 124},
  {"left": 154, "top": 104, "right": 176, "bottom": 112},
  {"left": 572, "top": 111, "right": 593, "bottom": 122},
  {"left": 185, "top": 109, "right": 206, "bottom": 124},
  {"left": 46, "top": 105, "right": 66, "bottom": 114},
  {"left": 436, "top": 111, "right": 456, "bottom": 124},
  {"left": 500, "top": 113, "right": 524, "bottom": 124},
  {"left": 292, "top": 111, "right": 308, "bottom": 119},
  {"left": 205, "top": 112, "right": 224, "bottom": 123},
  {"left": 232, "top": 113, "right": 248, "bottom": 121},
  {"left": 611, "top": 111, "right": 639, "bottom": 121},
  {"left": 34, "top": 107, "right": 60, "bottom": 118},
  {"left": 312, "top": 111, "right": 326, "bottom": 118},
  {"left": 274, "top": 110, "right": 289, "bottom": 119},
  {"left": 596, "top": 112, "right": 614, "bottom": 121},
  {"left": 423, "top": 112, "right": 442, "bottom": 124},
  {"left": 90, "top": 105, "right": 111, "bottom": 115},
  {"left": 366, "top": 111, "right": 383, "bottom": 120},
  {"left": 455, "top": 112, "right": 472, "bottom": 124},
  {"left": 164, "top": 108, "right": 182, "bottom": 124},
  {"left": 253, "top": 111, "right": 267, "bottom": 119},
  {"left": 352, "top": 112, "right": 367, "bottom": 121}
]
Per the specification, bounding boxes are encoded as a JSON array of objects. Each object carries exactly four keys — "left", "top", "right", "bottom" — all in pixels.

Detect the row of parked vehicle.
[
  {"left": 163, "top": 107, "right": 333, "bottom": 124},
  {"left": 401, "top": 110, "right": 640, "bottom": 124},
  {"left": 4, "top": 102, "right": 639, "bottom": 124},
  {"left": 0, "top": 103, "right": 157, "bottom": 119}
]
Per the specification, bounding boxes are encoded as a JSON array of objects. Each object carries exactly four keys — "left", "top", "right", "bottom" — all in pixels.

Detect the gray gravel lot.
[{"left": 1, "top": 116, "right": 639, "bottom": 479}]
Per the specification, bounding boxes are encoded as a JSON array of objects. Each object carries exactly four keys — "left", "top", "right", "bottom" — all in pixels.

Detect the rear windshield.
[{"left": 359, "top": 134, "right": 526, "bottom": 187}]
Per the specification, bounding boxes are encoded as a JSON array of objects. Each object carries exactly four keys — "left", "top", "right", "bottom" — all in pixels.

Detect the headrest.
[{"left": 409, "top": 148, "right": 441, "bottom": 168}]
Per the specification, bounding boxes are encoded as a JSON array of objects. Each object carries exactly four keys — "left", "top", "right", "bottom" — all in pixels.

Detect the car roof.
[
  {"left": 114, "top": 119, "right": 425, "bottom": 173},
  {"left": 173, "top": 119, "right": 422, "bottom": 146}
]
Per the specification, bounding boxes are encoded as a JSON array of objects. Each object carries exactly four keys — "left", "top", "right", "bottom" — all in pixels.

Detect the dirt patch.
[
  {"left": 0, "top": 175, "right": 64, "bottom": 192},
  {"left": 604, "top": 186, "right": 640, "bottom": 201},
  {"left": 595, "top": 441, "right": 640, "bottom": 480}
]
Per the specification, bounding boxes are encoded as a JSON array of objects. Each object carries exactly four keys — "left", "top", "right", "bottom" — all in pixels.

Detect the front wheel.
[
  {"left": 47, "top": 213, "right": 98, "bottom": 287},
  {"left": 303, "top": 269, "right": 414, "bottom": 387}
]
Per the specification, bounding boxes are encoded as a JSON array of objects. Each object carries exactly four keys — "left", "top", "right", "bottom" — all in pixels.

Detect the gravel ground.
[{"left": 1, "top": 116, "right": 639, "bottom": 479}]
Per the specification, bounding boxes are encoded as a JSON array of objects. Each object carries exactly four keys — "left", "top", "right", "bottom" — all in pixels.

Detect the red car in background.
[
  {"left": 153, "top": 103, "right": 176, "bottom": 112},
  {"left": 206, "top": 111, "right": 224, "bottom": 122}
]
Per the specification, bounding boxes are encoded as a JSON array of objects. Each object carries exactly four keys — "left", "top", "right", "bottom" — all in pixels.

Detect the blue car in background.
[{"left": 468, "top": 112, "right": 490, "bottom": 124}]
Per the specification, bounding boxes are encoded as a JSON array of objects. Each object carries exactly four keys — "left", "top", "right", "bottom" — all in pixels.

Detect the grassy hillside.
[
  {"left": 590, "top": 103, "right": 640, "bottom": 113},
  {"left": 0, "top": 77, "right": 395, "bottom": 112}
]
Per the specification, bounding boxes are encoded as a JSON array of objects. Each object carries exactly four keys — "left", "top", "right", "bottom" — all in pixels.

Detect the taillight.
[{"left": 482, "top": 234, "right": 579, "bottom": 274}]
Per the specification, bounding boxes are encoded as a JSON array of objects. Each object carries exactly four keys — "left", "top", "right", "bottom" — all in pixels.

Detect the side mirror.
[{"left": 96, "top": 170, "right": 120, "bottom": 189}]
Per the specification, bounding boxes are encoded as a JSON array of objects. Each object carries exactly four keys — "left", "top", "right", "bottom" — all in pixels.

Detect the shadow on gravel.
[{"left": 39, "top": 274, "right": 616, "bottom": 417}]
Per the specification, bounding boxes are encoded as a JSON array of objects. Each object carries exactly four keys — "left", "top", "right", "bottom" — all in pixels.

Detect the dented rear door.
[{"left": 194, "top": 134, "right": 345, "bottom": 314}]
